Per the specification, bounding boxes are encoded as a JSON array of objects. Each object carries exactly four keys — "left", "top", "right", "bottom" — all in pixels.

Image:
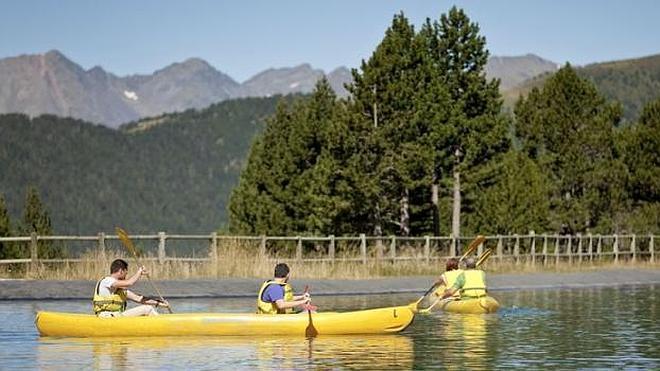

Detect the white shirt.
[{"left": 97, "top": 276, "right": 117, "bottom": 296}]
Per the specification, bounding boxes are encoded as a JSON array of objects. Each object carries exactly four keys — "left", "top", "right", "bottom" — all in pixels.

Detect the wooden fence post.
[
  {"left": 260, "top": 235, "right": 267, "bottom": 257},
  {"left": 296, "top": 236, "right": 303, "bottom": 261},
  {"left": 328, "top": 235, "right": 335, "bottom": 263},
  {"left": 513, "top": 234, "right": 520, "bottom": 264},
  {"left": 98, "top": 232, "right": 106, "bottom": 257},
  {"left": 588, "top": 233, "right": 593, "bottom": 261},
  {"left": 554, "top": 236, "right": 560, "bottom": 266},
  {"left": 614, "top": 234, "right": 619, "bottom": 263},
  {"left": 210, "top": 232, "right": 218, "bottom": 264},
  {"left": 424, "top": 236, "right": 430, "bottom": 264},
  {"left": 631, "top": 234, "right": 636, "bottom": 262},
  {"left": 30, "top": 232, "right": 38, "bottom": 274},
  {"left": 450, "top": 236, "right": 456, "bottom": 257},
  {"left": 597, "top": 235, "right": 602, "bottom": 261},
  {"left": 650, "top": 234, "right": 655, "bottom": 263},
  {"left": 530, "top": 231, "right": 536, "bottom": 266},
  {"left": 542, "top": 234, "right": 548, "bottom": 266},
  {"left": 360, "top": 234, "right": 367, "bottom": 264},
  {"left": 567, "top": 235, "right": 573, "bottom": 264},
  {"left": 158, "top": 232, "right": 166, "bottom": 264},
  {"left": 497, "top": 236, "right": 503, "bottom": 262},
  {"left": 577, "top": 233, "right": 583, "bottom": 263},
  {"left": 390, "top": 236, "right": 396, "bottom": 261}
]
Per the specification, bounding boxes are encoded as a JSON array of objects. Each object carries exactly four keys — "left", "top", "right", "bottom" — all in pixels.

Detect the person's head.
[
  {"left": 445, "top": 258, "right": 459, "bottom": 271},
  {"left": 274, "top": 263, "right": 290, "bottom": 281},
  {"left": 110, "top": 259, "right": 128, "bottom": 278},
  {"left": 464, "top": 258, "right": 476, "bottom": 269}
]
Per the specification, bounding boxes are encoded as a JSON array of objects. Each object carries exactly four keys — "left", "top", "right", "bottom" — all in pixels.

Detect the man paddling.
[
  {"left": 93, "top": 259, "right": 170, "bottom": 317},
  {"left": 441, "top": 258, "right": 488, "bottom": 300},
  {"left": 257, "top": 263, "right": 311, "bottom": 314}
]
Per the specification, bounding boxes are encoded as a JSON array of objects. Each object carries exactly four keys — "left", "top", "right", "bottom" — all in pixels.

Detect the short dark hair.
[
  {"left": 274, "top": 263, "right": 290, "bottom": 278},
  {"left": 110, "top": 259, "right": 128, "bottom": 273},
  {"left": 445, "top": 258, "right": 459, "bottom": 271}
]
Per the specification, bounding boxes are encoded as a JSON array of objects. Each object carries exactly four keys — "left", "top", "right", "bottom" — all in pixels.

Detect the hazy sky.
[{"left": 1, "top": 0, "right": 658, "bottom": 82}]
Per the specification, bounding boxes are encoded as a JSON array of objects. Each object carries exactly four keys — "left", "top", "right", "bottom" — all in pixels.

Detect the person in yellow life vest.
[
  {"left": 257, "top": 263, "right": 311, "bottom": 314},
  {"left": 93, "top": 259, "right": 170, "bottom": 318},
  {"left": 441, "top": 258, "right": 487, "bottom": 300},
  {"left": 433, "top": 257, "right": 462, "bottom": 299}
]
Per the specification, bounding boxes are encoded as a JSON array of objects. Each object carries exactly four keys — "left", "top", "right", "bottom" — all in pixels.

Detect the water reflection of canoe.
[
  {"left": 37, "top": 335, "right": 414, "bottom": 369},
  {"left": 35, "top": 305, "right": 414, "bottom": 337},
  {"left": 432, "top": 285, "right": 500, "bottom": 314}
]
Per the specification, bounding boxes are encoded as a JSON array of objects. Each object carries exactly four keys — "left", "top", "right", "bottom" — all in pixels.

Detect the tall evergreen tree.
[
  {"left": 514, "top": 65, "right": 626, "bottom": 233},
  {"left": 617, "top": 99, "right": 660, "bottom": 233},
  {"left": 0, "top": 194, "right": 15, "bottom": 259},
  {"left": 21, "top": 187, "right": 61, "bottom": 258},
  {"left": 421, "top": 7, "right": 510, "bottom": 236}
]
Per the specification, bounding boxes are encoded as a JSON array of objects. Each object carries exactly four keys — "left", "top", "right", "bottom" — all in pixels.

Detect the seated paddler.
[
  {"left": 441, "top": 258, "right": 488, "bottom": 300},
  {"left": 433, "top": 257, "right": 462, "bottom": 300},
  {"left": 257, "top": 263, "right": 311, "bottom": 314},
  {"left": 93, "top": 258, "right": 169, "bottom": 317}
]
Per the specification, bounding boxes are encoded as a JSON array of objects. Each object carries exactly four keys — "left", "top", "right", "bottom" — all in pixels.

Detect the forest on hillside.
[{"left": 0, "top": 97, "right": 281, "bottom": 236}]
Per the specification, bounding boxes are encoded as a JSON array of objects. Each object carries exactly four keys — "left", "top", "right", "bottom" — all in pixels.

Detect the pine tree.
[
  {"left": 617, "top": 99, "right": 660, "bottom": 233},
  {"left": 21, "top": 187, "right": 61, "bottom": 258},
  {"left": 420, "top": 7, "right": 511, "bottom": 236},
  {"left": 514, "top": 65, "right": 626, "bottom": 233},
  {"left": 0, "top": 194, "right": 15, "bottom": 259}
]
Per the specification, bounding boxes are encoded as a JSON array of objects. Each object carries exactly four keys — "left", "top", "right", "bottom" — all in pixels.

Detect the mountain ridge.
[{"left": 0, "top": 50, "right": 557, "bottom": 127}]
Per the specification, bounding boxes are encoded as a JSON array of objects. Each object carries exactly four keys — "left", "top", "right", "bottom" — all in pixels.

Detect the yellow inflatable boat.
[
  {"left": 430, "top": 285, "right": 500, "bottom": 314},
  {"left": 35, "top": 305, "right": 415, "bottom": 337}
]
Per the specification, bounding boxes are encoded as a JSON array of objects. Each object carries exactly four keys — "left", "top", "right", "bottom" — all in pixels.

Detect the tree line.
[
  {"left": 0, "top": 187, "right": 59, "bottom": 259},
  {"left": 228, "top": 7, "right": 660, "bottom": 237}
]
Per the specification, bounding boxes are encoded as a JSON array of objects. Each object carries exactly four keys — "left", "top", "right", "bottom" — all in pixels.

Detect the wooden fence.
[{"left": 0, "top": 232, "right": 656, "bottom": 273}]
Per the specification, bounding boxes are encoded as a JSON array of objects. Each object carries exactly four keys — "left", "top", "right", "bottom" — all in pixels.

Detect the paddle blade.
[
  {"left": 115, "top": 227, "right": 139, "bottom": 258},
  {"left": 476, "top": 248, "right": 493, "bottom": 267},
  {"left": 459, "top": 235, "right": 486, "bottom": 262}
]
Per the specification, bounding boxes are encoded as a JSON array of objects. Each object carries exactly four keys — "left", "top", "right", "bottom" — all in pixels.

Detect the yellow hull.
[
  {"left": 35, "top": 306, "right": 415, "bottom": 337},
  {"left": 431, "top": 285, "right": 500, "bottom": 314},
  {"left": 438, "top": 296, "right": 500, "bottom": 314}
]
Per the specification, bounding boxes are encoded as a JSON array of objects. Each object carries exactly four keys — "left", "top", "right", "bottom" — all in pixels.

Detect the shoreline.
[{"left": 1, "top": 268, "right": 658, "bottom": 300}]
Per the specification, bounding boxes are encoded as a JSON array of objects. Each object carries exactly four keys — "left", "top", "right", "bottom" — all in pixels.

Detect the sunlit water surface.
[{"left": 0, "top": 285, "right": 658, "bottom": 369}]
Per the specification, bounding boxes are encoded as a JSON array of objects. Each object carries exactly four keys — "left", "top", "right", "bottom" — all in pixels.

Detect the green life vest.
[
  {"left": 256, "top": 280, "right": 294, "bottom": 314},
  {"left": 444, "top": 269, "right": 463, "bottom": 298},
  {"left": 92, "top": 278, "right": 127, "bottom": 314},
  {"left": 460, "top": 269, "right": 487, "bottom": 298}
]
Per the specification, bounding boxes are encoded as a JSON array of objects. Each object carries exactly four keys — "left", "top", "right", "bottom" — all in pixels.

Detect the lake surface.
[{"left": 1, "top": 285, "right": 658, "bottom": 369}]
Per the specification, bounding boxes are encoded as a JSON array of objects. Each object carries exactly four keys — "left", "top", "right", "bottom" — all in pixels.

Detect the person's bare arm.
[
  {"left": 275, "top": 297, "right": 310, "bottom": 310},
  {"left": 111, "top": 267, "right": 145, "bottom": 289}
]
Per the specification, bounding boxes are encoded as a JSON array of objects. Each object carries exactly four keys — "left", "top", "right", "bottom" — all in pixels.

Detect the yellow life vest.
[
  {"left": 460, "top": 269, "right": 487, "bottom": 298},
  {"left": 92, "top": 278, "right": 127, "bottom": 314},
  {"left": 444, "top": 269, "right": 463, "bottom": 298},
  {"left": 256, "top": 280, "right": 294, "bottom": 314}
]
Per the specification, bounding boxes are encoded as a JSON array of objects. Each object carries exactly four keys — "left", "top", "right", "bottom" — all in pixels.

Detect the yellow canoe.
[
  {"left": 430, "top": 285, "right": 500, "bottom": 314},
  {"left": 35, "top": 305, "right": 415, "bottom": 337},
  {"left": 437, "top": 296, "right": 500, "bottom": 314}
]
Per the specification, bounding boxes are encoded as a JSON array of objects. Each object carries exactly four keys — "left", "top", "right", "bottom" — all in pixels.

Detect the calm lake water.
[{"left": 1, "top": 285, "right": 658, "bottom": 369}]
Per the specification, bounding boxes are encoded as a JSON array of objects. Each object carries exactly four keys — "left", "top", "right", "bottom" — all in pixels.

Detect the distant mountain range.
[{"left": 0, "top": 50, "right": 557, "bottom": 127}]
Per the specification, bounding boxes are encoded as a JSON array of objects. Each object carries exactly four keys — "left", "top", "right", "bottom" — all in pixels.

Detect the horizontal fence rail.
[{"left": 0, "top": 232, "right": 657, "bottom": 274}]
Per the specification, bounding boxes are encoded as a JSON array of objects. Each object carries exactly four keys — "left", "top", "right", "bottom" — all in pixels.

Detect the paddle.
[
  {"left": 418, "top": 296, "right": 455, "bottom": 314},
  {"left": 303, "top": 285, "right": 318, "bottom": 338},
  {"left": 115, "top": 227, "right": 173, "bottom": 314},
  {"left": 476, "top": 248, "right": 493, "bottom": 267},
  {"left": 409, "top": 235, "right": 486, "bottom": 312},
  {"left": 302, "top": 285, "right": 318, "bottom": 312}
]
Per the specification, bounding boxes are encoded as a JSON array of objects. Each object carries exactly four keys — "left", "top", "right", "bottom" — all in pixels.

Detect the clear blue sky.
[{"left": 1, "top": 0, "right": 658, "bottom": 82}]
